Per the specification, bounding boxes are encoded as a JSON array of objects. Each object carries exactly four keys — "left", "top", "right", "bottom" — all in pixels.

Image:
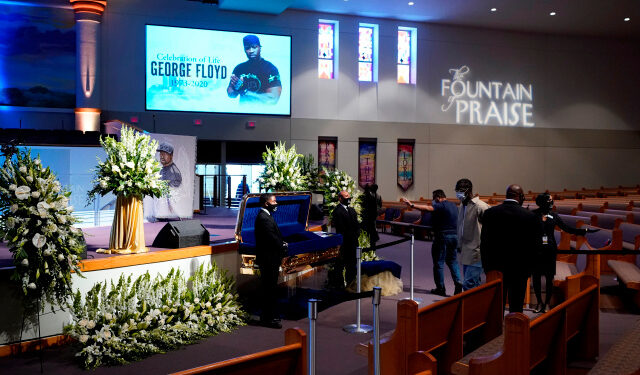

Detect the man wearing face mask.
[
  {"left": 331, "top": 190, "right": 360, "bottom": 287},
  {"left": 531, "top": 193, "right": 597, "bottom": 313},
  {"left": 401, "top": 189, "right": 463, "bottom": 296},
  {"left": 455, "top": 178, "right": 490, "bottom": 291},
  {"left": 254, "top": 193, "right": 288, "bottom": 328},
  {"left": 481, "top": 184, "right": 541, "bottom": 313}
]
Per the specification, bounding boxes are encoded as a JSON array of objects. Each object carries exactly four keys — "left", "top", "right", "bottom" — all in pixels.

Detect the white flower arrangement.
[
  {"left": 0, "top": 149, "right": 84, "bottom": 308},
  {"left": 258, "top": 142, "right": 307, "bottom": 192},
  {"left": 64, "top": 263, "right": 245, "bottom": 369},
  {"left": 88, "top": 126, "right": 168, "bottom": 202},
  {"left": 319, "top": 167, "right": 363, "bottom": 217}
]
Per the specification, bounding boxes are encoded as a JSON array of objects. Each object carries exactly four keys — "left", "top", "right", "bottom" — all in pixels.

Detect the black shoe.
[
  {"left": 454, "top": 284, "right": 463, "bottom": 295},
  {"left": 260, "top": 319, "right": 282, "bottom": 329},
  {"left": 534, "top": 303, "right": 546, "bottom": 314},
  {"left": 430, "top": 288, "right": 447, "bottom": 297}
]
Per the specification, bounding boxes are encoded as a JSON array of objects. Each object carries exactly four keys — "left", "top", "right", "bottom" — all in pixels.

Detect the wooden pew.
[
  {"left": 368, "top": 275, "right": 503, "bottom": 375},
  {"left": 554, "top": 231, "right": 600, "bottom": 301},
  {"left": 170, "top": 328, "right": 307, "bottom": 375},
  {"left": 451, "top": 275, "right": 599, "bottom": 375}
]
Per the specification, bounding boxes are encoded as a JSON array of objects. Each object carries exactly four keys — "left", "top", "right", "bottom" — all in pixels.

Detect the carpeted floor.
[{"left": 1, "top": 230, "right": 639, "bottom": 374}]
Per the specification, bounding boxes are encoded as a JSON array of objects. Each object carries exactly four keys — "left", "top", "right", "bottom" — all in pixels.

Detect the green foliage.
[
  {"left": 358, "top": 229, "right": 381, "bottom": 261},
  {"left": 64, "top": 262, "right": 246, "bottom": 369},
  {"left": 88, "top": 126, "right": 169, "bottom": 202},
  {"left": 0, "top": 148, "right": 84, "bottom": 309}
]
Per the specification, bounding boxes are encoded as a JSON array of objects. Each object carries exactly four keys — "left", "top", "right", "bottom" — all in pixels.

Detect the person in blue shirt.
[{"left": 401, "top": 190, "right": 463, "bottom": 296}]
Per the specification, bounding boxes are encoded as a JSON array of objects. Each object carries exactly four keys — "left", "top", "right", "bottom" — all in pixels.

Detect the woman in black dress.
[{"left": 532, "top": 193, "right": 595, "bottom": 313}]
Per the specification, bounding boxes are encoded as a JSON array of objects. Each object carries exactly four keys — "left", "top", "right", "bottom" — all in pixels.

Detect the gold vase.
[{"left": 107, "top": 194, "right": 148, "bottom": 254}]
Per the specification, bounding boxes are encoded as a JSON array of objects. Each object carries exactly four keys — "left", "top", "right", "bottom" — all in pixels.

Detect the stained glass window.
[
  {"left": 398, "top": 27, "right": 417, "bottom": 84},
  {"left": 318, "top": 21, "right": 337, "bottom": 79},
  {"left": 358, "top": 25, "right": 375, "bottom": 82}
]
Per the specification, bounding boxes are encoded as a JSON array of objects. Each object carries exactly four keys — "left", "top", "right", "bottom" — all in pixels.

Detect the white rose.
[
  {"left": 79, "top": 319, "right": 88, "bottom": 327},
  {"left": 57, "top": 254, "right": 64, "bottom": 261},
  {"left": 87, "top": 320, "right": 95, "bottom": 329},
  {"left": 105, "top": 313, "right": 113, "bottom": 321},
  {"left": 26, "top": 176, "right": 33, "bottom": 183},
  {"left": 52, "top": 185, "right": 60, "bottom": 193},
  {"left": 194, "top": 298, "right": 200, "bottom": 304},
  {"left": 67, "top": 206, "right": 74, "bottom": 213},
  {"left": 58, "top": 215, "right": 67, "bottom": 224},
  {"left": 19, "top": 166, "right": 27, "bottom": 174},
  {"left": 79, "top": 335, "right": 89, "bottom": 343},
  {"left": 99, "top": 180, "right": 107, "bottom": 188},
  {"left": 31, "top": 191, "right": 40, "bottom": 198},
  {"left": 43, "top": 249, "right": 52, "bottom": 256},
  {"left": 15, "top": 186, "right": 30, "bottom": 200},
  {"left": 10, "top": 204, "right": 18, "bottom": 213},
  {"left": 9, "top": 184, "right": 16, "bottom": 191},
  {"left": 32, "top": 233, "right": 46, "bottom": 249},
  {"left": 127, "top": 181, "right": 132, "bottom": 187},
  {"left": 21, "top": 258, "right": 29, "bottom": 266},
  {"left": 27, "top": 283, "right": 37, "bottom": 290}
]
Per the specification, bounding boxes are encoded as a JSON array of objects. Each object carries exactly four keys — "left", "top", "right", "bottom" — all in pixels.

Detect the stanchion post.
[
  {"left": 372, "top": 286, "right": 382, "bottom": 375},
  {"left": 308, "top": 299, "right": 318, "bottom": 375},
  {"left": 407, "top": 231, "right": 422, "bottom": 303},
  {"left": 343, "top": 247, "right": 373, "bottom": 333}
]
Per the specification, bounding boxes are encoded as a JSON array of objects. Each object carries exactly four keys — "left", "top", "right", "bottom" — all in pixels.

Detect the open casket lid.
[{"left": 235, "top": 191, "right": 312, "bottom": 245}]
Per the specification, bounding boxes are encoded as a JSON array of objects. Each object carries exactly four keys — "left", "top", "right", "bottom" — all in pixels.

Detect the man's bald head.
[
  {"left": 338, "top": 190, "right": 351, "bottom": 205},
  {"left": 506, "top": 184, "right": 525, "bottom": 205}
]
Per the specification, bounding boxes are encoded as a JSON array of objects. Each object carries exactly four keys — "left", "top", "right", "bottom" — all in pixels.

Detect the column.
[{"left": 70, "top": 0, "right": 107, "bottom": 132}]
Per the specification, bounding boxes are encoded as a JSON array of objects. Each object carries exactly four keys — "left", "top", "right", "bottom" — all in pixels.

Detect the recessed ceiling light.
[
  {"left": 490, "top": 7, "right": 497, "bottom": 12},
  {"left": 408, "top": 2, "right": 415, "bottom": 5},
  {"left": 624, "top": 17, "right": 630, "bottom": 22},
  {"left": 549, "top": 11, "right": 556, "bottom": 16}
]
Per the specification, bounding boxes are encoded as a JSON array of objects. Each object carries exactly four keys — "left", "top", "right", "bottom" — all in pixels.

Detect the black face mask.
[
  {"left": 266, "top": 203, "right": 278, "bottom": 212},
  {"left": 539, "top": 200, "right": 553, "bottom": 213},
  {"left": 342, "top": 198, "right": 351, "bottom": 206}
]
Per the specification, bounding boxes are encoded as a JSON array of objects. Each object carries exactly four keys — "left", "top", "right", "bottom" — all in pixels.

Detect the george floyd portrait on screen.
[
  {"left": 144, "top": 134, "right": 196, "bottom": 221},
  {"left": 145, "top": 26, "right": 291, "bottom": 115}
]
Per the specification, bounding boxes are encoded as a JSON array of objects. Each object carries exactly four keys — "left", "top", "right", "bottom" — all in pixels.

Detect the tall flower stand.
[{"left": 104, "top": 194, "right": 148, "bottom": 254}]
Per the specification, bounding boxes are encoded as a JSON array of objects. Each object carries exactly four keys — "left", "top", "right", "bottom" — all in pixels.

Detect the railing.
[{"left": 199, "top": 174, "right": 248, "bottom": 209}]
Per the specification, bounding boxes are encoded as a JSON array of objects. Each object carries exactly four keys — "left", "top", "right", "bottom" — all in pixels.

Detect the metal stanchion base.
[{"left": 343, "top": 323, "right": 374, "bottom": 333}]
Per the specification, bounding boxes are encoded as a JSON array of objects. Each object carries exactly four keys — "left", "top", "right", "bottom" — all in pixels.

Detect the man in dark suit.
[
  {"left": 480, "top": 184, "right": 541, "bottom": 313},
  {"left": 331, "top": 190, "right": 360, "bottom": 287},
  {"left": 254, "top": 193, "right": 287, "bottom": 328}
]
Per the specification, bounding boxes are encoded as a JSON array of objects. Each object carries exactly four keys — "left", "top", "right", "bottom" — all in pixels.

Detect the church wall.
[{"left": 1, "top": 0, "right": 639, "bottom": 197}]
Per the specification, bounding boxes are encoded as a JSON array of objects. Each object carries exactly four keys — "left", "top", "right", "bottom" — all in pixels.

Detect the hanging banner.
[
  {"left": 358, "top": 139, "right": 376, "bottom": 188},
  {"left": 318, "top": 138, "right": 337, "bottom": 171},
  {"left": 397, "top": 140, "right": 415, "bottom": 191}
]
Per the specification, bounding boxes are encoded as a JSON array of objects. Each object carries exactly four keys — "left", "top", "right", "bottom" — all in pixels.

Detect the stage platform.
[
  {"left": 0, "top": 207, "right": 326, "bottom": 347},
  {"left": 0, "top": 207, "right": 325, "bottom": 271}
]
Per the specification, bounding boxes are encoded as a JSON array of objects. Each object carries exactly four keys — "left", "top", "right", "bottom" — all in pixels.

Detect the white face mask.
[{"left": 456, "top": 192, "right": 466, "bottom": 201}]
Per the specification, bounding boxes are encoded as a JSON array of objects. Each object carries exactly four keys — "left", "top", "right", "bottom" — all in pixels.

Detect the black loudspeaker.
[{"left": 152, "top": 220, "right": 210, "bottom": 249}]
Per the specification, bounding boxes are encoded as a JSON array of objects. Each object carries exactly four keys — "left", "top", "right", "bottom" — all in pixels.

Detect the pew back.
[
  {"left": 465, "top": 277, "right": 599, "bottom": 375},
  {"left": 370, "top": 278, "right": 503, "bottom": 375},
  {"left": 171, "top": 328, "right": 307, "bottom": 375}
]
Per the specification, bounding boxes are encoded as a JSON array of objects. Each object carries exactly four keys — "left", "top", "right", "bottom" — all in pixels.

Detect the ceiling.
[
  {"left": 220, "top": 0, "right": 640, "bottom": 38},
  {"left": 14, "top": 0, "right": 640, "bottom": 38}
]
